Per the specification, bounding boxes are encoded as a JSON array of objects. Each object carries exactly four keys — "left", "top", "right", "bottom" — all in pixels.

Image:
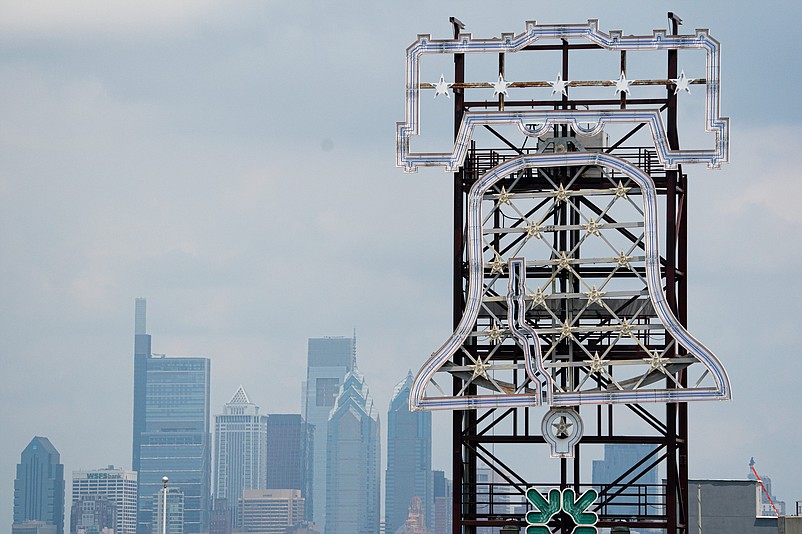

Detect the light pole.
[{"left": 162, "top": 476, "right": 169, "bottom": 534}]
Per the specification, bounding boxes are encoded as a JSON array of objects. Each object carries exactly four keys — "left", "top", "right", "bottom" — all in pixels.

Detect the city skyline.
[{"left": 2, "top": 2, "right": 802, "bottom": 531}]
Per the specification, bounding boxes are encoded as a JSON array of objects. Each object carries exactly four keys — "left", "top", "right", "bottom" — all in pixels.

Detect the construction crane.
[{"left": 750, "top": 457, "right": 780, "bottom": 517}]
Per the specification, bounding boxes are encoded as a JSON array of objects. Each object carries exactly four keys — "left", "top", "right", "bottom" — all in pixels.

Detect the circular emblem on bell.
[{"left": 541, "top": 408, "right": 583, "bottom": 458}]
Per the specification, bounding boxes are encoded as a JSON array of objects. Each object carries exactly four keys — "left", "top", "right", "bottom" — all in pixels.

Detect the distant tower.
[
  {"left": 72, "top": 466, "right": 137, "bottom": 534},
  {"left": 237, "top": 489, "right": 305, "bottom": 533},
  {"left": 302, "top": 336, "right": 355, "bottom": 530},
  {"left": 592, "top": 444, "right": 659, "bottom": 518},
  {"left": 266, "top": 414, "right": 312, "bottom": 496},
  {"left": 325, "top": 369, "right": 380, "bottom": 534},
  {"left": 70, "top": 496, "right": 117, "bottom": 534},
  {"left": 431, "top": 471, "right": 452, "bottom": 534},
  {"left": 214, "top": 386, "right": 268, "bottom": 528},
  {"left": 13, "top": 436, "right": 65, "bottom": 534},
  {"left": 385, "top": 372, "right": 432, "bottom": 534},
  {"left": 131, "top": 299, "right": 211, "bottom": 534},
  {"left": 152, "top": 486, "right": 184, "bottom": 534}
]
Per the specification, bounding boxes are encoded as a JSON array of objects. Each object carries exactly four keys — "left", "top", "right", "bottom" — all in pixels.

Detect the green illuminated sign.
[{"left": 525, "top": 487, "right": 598, "bottom": 534}]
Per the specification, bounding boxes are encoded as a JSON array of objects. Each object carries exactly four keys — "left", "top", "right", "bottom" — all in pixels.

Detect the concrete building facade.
[
  {"left": 72, "top": 467, "right": 137, "bottom": 534},
  {"left": 238, "top": 489, "right": 305, "bottom": 534},
  {"left": 213, "top": 386, "right": 268, "bottom": 529}
]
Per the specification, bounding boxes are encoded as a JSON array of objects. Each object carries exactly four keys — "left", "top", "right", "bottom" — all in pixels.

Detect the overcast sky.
[{"left": 2, "top": 0, "right": 801, "bottom": 528}]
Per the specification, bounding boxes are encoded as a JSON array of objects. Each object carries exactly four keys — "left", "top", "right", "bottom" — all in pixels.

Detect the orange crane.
[{"left": 750, "top": 457, "right": 780, "bottom": 517}]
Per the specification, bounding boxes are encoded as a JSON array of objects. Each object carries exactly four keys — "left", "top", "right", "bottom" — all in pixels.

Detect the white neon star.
[
  {"left": 612, "top": 71, "right": 631, "bottom": 95},
  {"left": 616, "top": 251, "right": 633, "bottom": 267},
  {"left": 469, "top": 356, "right": 492, "bottom": 380},
  {"left": 488, "top": 254, "right": 505, "bottom": 275},
  {"left": 556, "top": 252, "right": 571, "bottom": 270},
  {"left": 644, "top": 350, "right": 671, "bottom": 373},
  {"left": 587, "top": 351, "right": 609, "bottom": 374},
  {"left": 618, "top": 318, "right": 633, "bottom": 337},
  {"left": 549, "top": 73, "right": 570, "bottom": 96},
  {"left": 671, "top": 70, "right": 694, "bottom": 94},
  {"left": 528, "top": 288, "right": 546, "bottom": 308},
  {"left": 581, "top": 218, "right": 603, "bottom": 237},
  {"left": 492, "top": 73, "right": 510, "bottom": 97},
  {"left": 525, "top": 220, "right": 544, "bottom": 240},
  {"left": 497, "top": 186, "right": 512, "bottom": 205},
  {"left": 553, "top": 184, "right": 570, "bottom": 203},
  {"left": 434, "top": 74, "right": 451, "bottom": 98},
  {"left": 559, "top": 320, "right": 574, "bottom": 340},
  {"left": 612, "top": 181, "right": 630, "bottom": 199},
  {"left": 484, "top": 323, "right": 505, "bottom": 343},
  {"left": 583, "top": 286, "right": 606, "bottom": 304}
]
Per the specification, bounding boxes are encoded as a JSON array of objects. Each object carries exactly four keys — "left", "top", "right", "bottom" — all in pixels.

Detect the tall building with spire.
[
  {"left": 302, "top": 336, "right": 355, "bottom": 530},
  {"left": 131, "top": 299, "right": 211, "bottom": 534},
  {"left": 325, "top": 369, "right": 380, "bottom": 534},
  {"left": 13, "top": 437, "right": 65, "bottom": 534},
  {"left": 385, "top": 372, "right": 432, "bottom": 534},
  {"left": 213, "top": 386, "right": 268, "bottom": 528}
]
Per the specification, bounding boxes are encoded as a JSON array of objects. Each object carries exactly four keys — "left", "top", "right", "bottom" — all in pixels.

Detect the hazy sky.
[{"left": 2, "top": 0, "right": 801, "bottom": 528}]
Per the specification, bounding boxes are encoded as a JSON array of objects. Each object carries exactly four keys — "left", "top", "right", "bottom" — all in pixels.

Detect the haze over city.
[{"left": 2, "top": 0, "right": 801, "bottom": 531}]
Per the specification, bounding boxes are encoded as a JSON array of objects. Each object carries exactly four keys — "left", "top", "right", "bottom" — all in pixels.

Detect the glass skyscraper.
[
  {"left": 13, "top": 436, "right": 65, "bottom": 534},
  {"left": 592, "top": 443, "right": 658, "bottom": 518},
  {"left": 385, "top": 372, "right": 432, "bottom": 534},
  {"left": 132, "top": 299, "right": 211, "bottom": 534},
  {"left": 302, "top": 336, "right": 354, "bottom": 530},
  {"left": 325, "top": 369, "right": 380, "bottom": 534},
  {"left": 266, "top": 414, "right": 312, "bottom": 497},
  {"left": 213, "top": 386, "right": 268, "bottom": 529}
]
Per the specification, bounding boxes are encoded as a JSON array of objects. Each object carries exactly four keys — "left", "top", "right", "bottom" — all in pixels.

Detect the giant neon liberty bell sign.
[{"left": 396, "top": 19, "right": 730, "bottom": 461}]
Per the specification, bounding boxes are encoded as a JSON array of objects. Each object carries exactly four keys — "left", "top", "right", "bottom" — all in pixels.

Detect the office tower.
[
  {"left": 431, "top": 471, "right": 452, "bottom": 534},
  {"left": 13, "top": 436, "right": 65, "bottom": 534},
  {"left": 214, "top": 386, "right": 268, "bottom": 529},
  {"left": 476, "top": 467, "right": 510, "bottom": 534},
  {"left": 72, "top": 467, "right": 137, "bottom": 534},
  {"left": 302, "top": 335, "right": 354, "bottom": 529},
  {"left": 385, "top": 372, "right": 432, "bottom": 534},
  {"left": 131, "top": 299, "right": 211, "bottom": 534},
  {"left": 70, "top": 496, "right": 117, "bottom": 534},
  {"left": 266, "top": 414, "right": 312, "bottom": 496},
  {"left": 324, "top": 369, "right": 380, "bottom": 534},
  {"left": 592, "top": 443, "right": 658, "bottom": 518},
  {"left": 12, "top": 522, "right": 57, "bottom": 534},
  {"left": 208, "top": 499, "right": 231, "bottom": 534},
  {"left": 238, "top": 489, "right": 305, "bottom": 534},
  {"left": 152, "top": 487, "right": 184, "bottom": 534}
]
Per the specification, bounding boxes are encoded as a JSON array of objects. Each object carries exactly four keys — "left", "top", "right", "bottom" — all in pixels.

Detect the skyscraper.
[
  {"left": 238, "top": 489, "right": 305, "bottom": 534},
  {"left": 13, "top": 436, "right": 65, "bottom": 534},
  {"left": 324, "top": 369, "right": 380, "bottom": 534},
  {"left": 131, "top": 299, "right": 211, "bottom": 534},
  {"left": 72, "top": 466, "right": 137, "bottom": 534},
  {"left": 152, "top": 486, "right": 185, "bottom": 534},
  {"left": 302, "top": 336, "right": 354, "bottom": 529},
  {"left": 266, "top": 414, "right": 312, "bottom": 496},
  {"left": 214, "top": 386, "right": 268, "bottom": 529},
  {"left": 70, "top": 496, "right": 117, "bottom": 534},
  {"left": 592, "top": 443, "right": 658, "bottom": 518},
  {"left": 431, "top": 471, "right": 452, "bottom": 534},
  {"left": 385, "top": 372, "right": 432, "bottom": 534}
]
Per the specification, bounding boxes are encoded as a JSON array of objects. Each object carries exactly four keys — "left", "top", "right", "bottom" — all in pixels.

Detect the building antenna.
[{"left": 750, "top": 458, "right": 780, "bottom": 517}]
